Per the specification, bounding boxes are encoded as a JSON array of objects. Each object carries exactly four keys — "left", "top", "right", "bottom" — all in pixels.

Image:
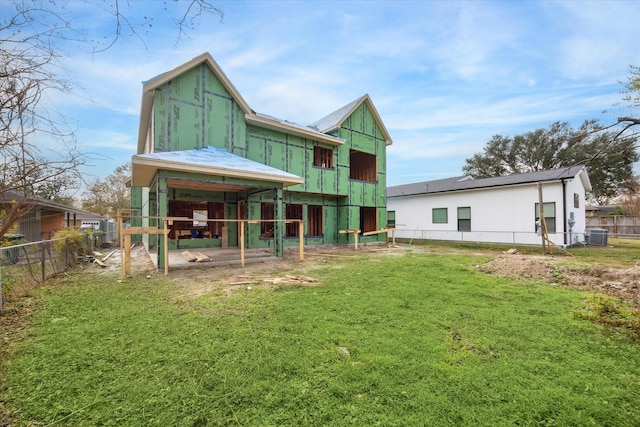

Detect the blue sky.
[{"left": 19, "top": 0, "right": 640, "bottom": 192}]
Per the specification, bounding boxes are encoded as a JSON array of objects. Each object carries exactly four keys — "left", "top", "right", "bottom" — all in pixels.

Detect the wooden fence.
[{"left": 586, "top": 216, "right": 640, "bottom": 237}]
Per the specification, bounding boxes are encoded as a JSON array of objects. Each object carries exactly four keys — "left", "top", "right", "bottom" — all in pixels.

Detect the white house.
[{"left": 387, "top": 166, "right": 592, "bottom": 247}]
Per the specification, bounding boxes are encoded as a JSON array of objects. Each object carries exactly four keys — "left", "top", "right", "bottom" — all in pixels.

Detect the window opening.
[
  {"left": 360, "top": 207, "right": 377, "bottom": 233},
  {"left": 168, "top": 200, "right": 224, "bottom": 239},
  {"left": 313, "top": 146, "right": 333, "bottom": 169},
  {"left": 349, "top": 150, "right": 377, "bottom": 182},
  {"left": 261, "top": 202, "right": 275, "bottom": 238},
  {"left": 307, "top": 205, "right": 323, "bottom": 237},
  {"left": 285, "top": 204, "right": 302, "bottom": 237}
]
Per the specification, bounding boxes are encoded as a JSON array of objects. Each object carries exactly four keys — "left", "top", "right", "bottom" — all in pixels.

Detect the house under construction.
[{"left": 130, "top": 52, "right": 393, "bottom": 268}]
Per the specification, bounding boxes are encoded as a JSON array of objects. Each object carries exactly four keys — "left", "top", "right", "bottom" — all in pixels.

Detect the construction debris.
[
  {"left": 503, "top": 248, "right": 520, "bottom": 255},
  {"left": 181, "top": 250, "right": 213, "bottom": 263},
  {"left": 102, "top": 250, "right": 117, "bottom": 261}
]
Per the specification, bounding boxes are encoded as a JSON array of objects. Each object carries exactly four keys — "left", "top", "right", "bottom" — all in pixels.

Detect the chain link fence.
[{"left": 0, "top": 234, "right": 98, "bottom": 307}]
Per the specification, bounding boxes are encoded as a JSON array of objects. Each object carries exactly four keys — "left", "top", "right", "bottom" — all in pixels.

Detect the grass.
[{"left": 2, "top": 250, "right": 640, "bottom": 426}]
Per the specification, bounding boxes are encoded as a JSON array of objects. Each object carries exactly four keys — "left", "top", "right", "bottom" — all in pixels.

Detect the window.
[
  {"left": 349, "top": 150, "right": 377, "bottom": 182},
  {"left": 313, "top": 146, "right": 333, "bottom": 168},
  {"left": 457, "top": 207, "right": 471, "bottom": 232},
  {"left": 307, "top": 205, "right": 323, "bottom": 237},
  {"left": 260, "top": 202, "right": 275, "bottom": 238},
  {"left": 360, "top": 207, "right": 377, "bottom": 233},
  {"left": 432, "top": 208, "right": 448, "bottom": 224},
  {"left": 574, "top": 193, "right": 579, "bottom": 208},
  {"left": 535, "top": 202, "right": 556, "bottom": 234},
  {"left": 285, "top": 204, "right": 302, "bottom": 237},
  {"left": 387, "top": 210, "right": 396, "bottom": 228}
]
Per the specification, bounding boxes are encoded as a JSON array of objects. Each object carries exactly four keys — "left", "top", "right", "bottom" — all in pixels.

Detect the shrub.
[{"left": 52, "top": 228, "right": 85, "bottom": 256}]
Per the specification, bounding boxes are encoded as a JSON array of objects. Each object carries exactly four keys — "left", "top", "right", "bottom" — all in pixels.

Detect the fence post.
[{"left": 41, "top": 241, "right": 46, "bottom": 283}]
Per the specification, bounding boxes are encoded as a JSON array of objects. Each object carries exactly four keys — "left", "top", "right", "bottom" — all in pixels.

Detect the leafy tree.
[
  {"left": 463, "top": 120, "right": 639, "bottom": 204},
  {"left": 82, "top": 164, "right": 131, "bottom": 217},
  {"left": 0, "top": 0, "right": 222, "bottom": 240}
]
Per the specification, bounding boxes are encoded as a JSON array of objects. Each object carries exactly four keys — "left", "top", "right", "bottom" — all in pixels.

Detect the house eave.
[{"left": 245, "top": 114, "right": 345, "bottom": 146}]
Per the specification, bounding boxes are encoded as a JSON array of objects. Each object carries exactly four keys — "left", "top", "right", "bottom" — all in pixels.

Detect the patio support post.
[{"left": 274, "top": 188, "right": 284, "bottom": 257}]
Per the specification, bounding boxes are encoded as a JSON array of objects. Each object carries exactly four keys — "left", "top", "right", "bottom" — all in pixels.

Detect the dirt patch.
[{"left": 479, "top": 254, "right": 640, "bottom": 305}]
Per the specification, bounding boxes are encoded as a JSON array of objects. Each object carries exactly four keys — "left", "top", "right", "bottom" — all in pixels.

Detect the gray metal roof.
[
  {"left": 310, "top": 96, "right": 365, "bottom": 133},
  {"left": 387, "top": 165, "right": 589, "bottom": 198},
  {"left": 0, "top": 190, "right": 105, "bottom": 217}
]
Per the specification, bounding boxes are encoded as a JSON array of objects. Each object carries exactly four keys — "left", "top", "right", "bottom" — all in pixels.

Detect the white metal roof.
[{"left": 131, "top": 146, "right": 304, "bottom": 188}]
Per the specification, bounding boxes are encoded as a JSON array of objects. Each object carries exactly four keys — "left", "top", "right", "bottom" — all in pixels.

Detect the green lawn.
[{"left": 2, "top": 250, "right": 640, "bottom": 426}]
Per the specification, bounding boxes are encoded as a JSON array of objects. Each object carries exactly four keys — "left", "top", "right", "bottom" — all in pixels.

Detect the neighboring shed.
[
  {"left": 387, "top": 166, "right": 592, "bottom": 246},
  {"left": 131, "top": 52, "right": 393, "bottom": 268}
]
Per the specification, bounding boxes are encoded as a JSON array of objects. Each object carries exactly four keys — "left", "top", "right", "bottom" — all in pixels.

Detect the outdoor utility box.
[{"left": 585, "top": 228, "right": 608, "bottom": 246}]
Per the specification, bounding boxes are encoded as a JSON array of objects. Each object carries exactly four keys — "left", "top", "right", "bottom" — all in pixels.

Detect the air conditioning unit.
[{"left": 585, "top": 228, "right": 608, "bottom": 246}]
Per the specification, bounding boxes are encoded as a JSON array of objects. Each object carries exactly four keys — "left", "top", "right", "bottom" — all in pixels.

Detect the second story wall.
[
  {"left": 152, "top": 64, "right": 247, "bottom": 153},
  {"left": 337, "top": 102, "right": 388, "bottom": 206}
]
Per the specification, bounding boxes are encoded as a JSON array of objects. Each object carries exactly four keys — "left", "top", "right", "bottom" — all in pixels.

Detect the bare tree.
[
  {"left": 82, "top": 164, "right": 131, "bottom": 217},
  {"left": 0, "top": 1, "right": 223, "bottom": 240}
]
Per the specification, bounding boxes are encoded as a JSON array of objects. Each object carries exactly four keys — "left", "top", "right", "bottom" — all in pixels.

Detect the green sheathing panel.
[
  {"left": 147, "top": 181, "right": 158, "bottom": 252},
  {"left": 245, "top": 125, "right": 342, "bottom": 196},
  {"left": 153, "top": 64, "right": 246, "bottom": 153},
  {"left": 156, "top": 178, "right": 169, "bottom": 269},
  {"left": 130, "top": 186, "right": 143, "bottom": 243},
  {"left": 281, "top": 192, "right": 339, "bottom": 246},
  {"left": 335, "top": 102, "right": 388, "bottom": 244}
]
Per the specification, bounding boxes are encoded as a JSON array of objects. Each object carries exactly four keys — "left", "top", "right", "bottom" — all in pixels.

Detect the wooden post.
[
  {"left": 117, "top": 209, "right": 123, "bottom": 250},
  {"left": 240, "top": 220, "right": 245, "bottom": 268},
  {"left": 124, "top": 233, "right": 131, "bottom": 277},
  {"left": 221, "top": 226, "right": 228, "bottom": 248},
  {"left": 299, "top": 220, "right": 304, "bottom": 262},
  {"left": 538, "top": 183, "right": 546, "bottom": 255},
  {"left": 354, "top": 231, "right": 359, "bottom": 250},
  {"left": 163, "top": 220, "right": 169, "bottom": 276}
]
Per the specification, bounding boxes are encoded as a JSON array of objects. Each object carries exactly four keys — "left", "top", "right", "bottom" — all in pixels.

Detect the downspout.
[{"left": 561, "top": 179, "right": 567, "bottom": 245}]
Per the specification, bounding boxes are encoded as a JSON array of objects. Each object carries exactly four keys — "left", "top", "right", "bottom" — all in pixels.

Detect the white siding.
[{"left": 388, "top": 178, "right": 588, "bottom": 246}]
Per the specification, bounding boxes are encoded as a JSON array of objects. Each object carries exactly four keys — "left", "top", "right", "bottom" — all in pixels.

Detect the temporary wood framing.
[
  {"left": 118, "top": 215, "right": 305, "bottom": 277},
  {"left": 339, "top": 228, "right": 361, "bottom": 249},
  {"left": 536, "top": 183, "right": 572, "bottom": 257},
  {"left": 362, "top": 227, "right": 396, "bottom": 246}
]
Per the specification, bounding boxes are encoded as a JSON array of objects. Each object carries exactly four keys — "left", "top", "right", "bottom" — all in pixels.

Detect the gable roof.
[
  {"left": 137, "top": 52, "right": 349, "bottom": 154},
  {"left": 131, "top": 146, "right": 304, "bottom": 188},
  {"left": 310, "top": 94, "right": 393, "bottom": 146},
  {"left": 0, "top": 190, "right": 105, "bottom": 218},
  {"left": 387, "top": 165, "right": 591, "bottom": 198}
]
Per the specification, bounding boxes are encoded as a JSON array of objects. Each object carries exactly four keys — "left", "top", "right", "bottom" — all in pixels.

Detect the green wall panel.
[
  {"left": 266, "top": 140, "right": 286, "bottom": 169},
  {"left": 206, "top": 94, "right": 233, "bottom": 150},
  {"left": 246, "top": 135, "right": 265, "bottom": 164},
  {"left": 171, "top": 68, "right": 202, "bottom": 104},
  {"left": 154, "top": 91, "right": 169, "bottom": 152},
  {"left": 171, "top": 102, "right": 202, "bottom": 151},
  {"left": 204, "top": 66, "right": 230, "bottom": 97}
]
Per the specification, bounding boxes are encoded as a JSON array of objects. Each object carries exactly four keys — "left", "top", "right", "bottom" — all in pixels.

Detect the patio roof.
[{"left": 131, "top": 146, "right": 304, "bottom": 188}]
